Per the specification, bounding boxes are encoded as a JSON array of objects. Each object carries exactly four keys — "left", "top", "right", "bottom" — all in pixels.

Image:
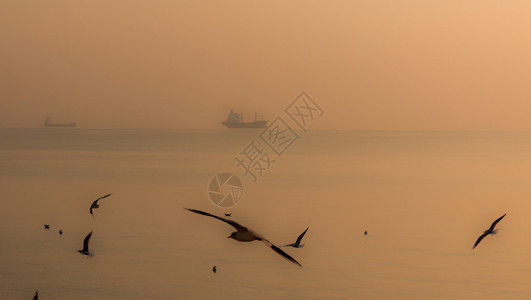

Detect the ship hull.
[
  {"left": 45, "top": 122, "right": 77, "bottom": 128},
  {"left": 222, "top": 121, "right": 267, "bottom": 128}
]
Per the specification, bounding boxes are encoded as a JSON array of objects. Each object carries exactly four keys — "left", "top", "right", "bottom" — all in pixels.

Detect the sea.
[{"left": 2, "top": 128, "right": 531, "bottom": 299}]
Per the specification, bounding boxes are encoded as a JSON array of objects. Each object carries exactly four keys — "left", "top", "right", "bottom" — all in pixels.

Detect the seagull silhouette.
[
  {"left": 78, "top": 231, "right": 93, "bottom": 255},
  {"left": 473, "top": 213, "right": 506, "bottom": 249},
  {"left": 224, "top": 213, "right": 232, "bottom": 217},
  {"left": 33, "top": 290, "right": 38, "bottom": 300},
  {"left": 44, "top": 224, "right": 50, "bottom": 229},
  {"left": 59, "top": 229, "right": 63, "bottom": 235},
  {"left": 364, "top": 230, "right": 367, "bottom": 236},
  {"left": 90, "top": 194, "right": 112, "bottom": 216},
  {"left": 283, "top": 227, "right": 309, "bottom": 248},
  {"left": 212, "top": 265, "right": 217, "bottom": 273},
  {"left": 185, "top": 208, "right": 301, "bottom": 267}
]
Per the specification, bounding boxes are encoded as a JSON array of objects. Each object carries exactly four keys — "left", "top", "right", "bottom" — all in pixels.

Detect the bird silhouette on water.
[
  {"left": 212, "top": 265, "right": 217, "bottom": 273},
  {"left": 473, "top": 213, "right": 506, "bottom": 249},
  {"left": 33, "top": 290, "right": 38, "bottom": 300},
  {"left": 78, "top": 231, "right": 93, "bottom": 255},
  {"left": 90, "top": 194, "right": 112, "bottom": 217},
  {"left": 59, "top": 229, "right": 63, "bottom": 235},
  {"left": 44, "top": 224, "right": 50, "bottom": 229},
  {"left": 283, "top": 227, "right": 309, "bottom": 248},
  {"left": 185, "top": 208, "right": 302, "bottom": 267}
]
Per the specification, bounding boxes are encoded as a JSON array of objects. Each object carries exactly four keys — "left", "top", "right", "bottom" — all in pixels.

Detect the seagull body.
[
  {"left": 44, "top": 224, "right": 50, "bottom": 229},
  {"left": 212, "top": 265, "right": 217, "bottom": 273},
  {"left": 185, "top": 208, "right": 301, "bottom": 267},
  {"left": 78, "top": 231, "right": 93, "bottom": 255},
  {"left": 59, "top": 229, "right": 63, "bottom": 235},
  {"left": 90, "top": 194, "right": 112, "bottom": 216},
  {"left": 33, "top": 290, "right": 38, "bottom": 300},
  {"left": 229, "top": 230, "right": 258, "bottom": 242},
  {"left": 473, "top": 213, "right": 506, "bottom": 249},
  {"left": 364, "top": 230, "right": 367, "bottom": 236},
  {"left": 283, "top": 227, "right": 309, "bottom": 248}
]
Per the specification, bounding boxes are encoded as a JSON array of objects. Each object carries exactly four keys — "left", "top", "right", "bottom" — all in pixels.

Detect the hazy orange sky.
[{"left": 1, "top": 1, "right": 531, "bottom": 130}]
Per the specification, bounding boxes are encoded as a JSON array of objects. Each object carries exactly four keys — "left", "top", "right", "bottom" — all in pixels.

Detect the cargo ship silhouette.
[
  {"left": 222, "top": 110, "right": 267, "bottom": 128},
  {"left": 44, "top": 117, "right": 76, "bottom": 128}
]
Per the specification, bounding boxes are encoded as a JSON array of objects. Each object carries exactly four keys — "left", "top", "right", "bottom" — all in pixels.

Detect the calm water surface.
[{"left": 2, "top": 129, "right": 531, "bottom": 299}]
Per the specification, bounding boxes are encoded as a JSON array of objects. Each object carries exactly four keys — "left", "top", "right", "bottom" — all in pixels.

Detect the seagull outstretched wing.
[
  {"left": 185, "top": 208, "right": 247, "bottom": 232},
  {"left": 83, "top": 231, "right": 92, "bottom": 253},
  {"left": 489, "top": 213, "right": 506, "bottom": 231},
  {"left": 96, "top": 193, "right": 112, "bottom": 202},
  {"left": 295, "top": 227, "right": 309, "bottom": 245},
  {"left": 473, "top": 232, "right": 488, "bottom": 249},
  {"left": 260, "top": 237, "right": 302, "bottom": 267}
]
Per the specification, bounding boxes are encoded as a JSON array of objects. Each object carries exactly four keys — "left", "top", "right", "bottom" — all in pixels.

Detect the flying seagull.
[
  {"left": 44, "top": 224, "right": 50, "bottom": 229},
  {"left": 283, "top": 227, "right": 309, "bottom": 248},
  {"left": 90, "top": 194, "right": 112, "bottom": 216},
  {"left": 33, "top": 290, "right": 38, "bottom": 300},
  {"left": 78, "top": 231, "right": 93, "bottom": 255},
  {"left": 212, "top": 265, "right": 217, "bottom": 273},
  {"left": 185, "top": 208, "right": 302, "bottom": 267},
  {"left": 473, "top": 213, "right": 506, "bottom": 249}
]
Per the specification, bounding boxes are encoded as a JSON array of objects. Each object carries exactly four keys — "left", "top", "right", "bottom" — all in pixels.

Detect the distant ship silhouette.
[
  {"left": 222, "top": 110, "right": 267, "bottom": 128},
  {"left": 44, "top": 117, "right": 76, "bottom": 128}
]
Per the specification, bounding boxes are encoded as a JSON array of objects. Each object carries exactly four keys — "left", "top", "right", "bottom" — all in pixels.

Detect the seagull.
[
  {"left": 59, "top": 229, "right": 63, "bottom": 235},
  {"left": 33, "top": 290, "right": 38, "bottom": 300},
  {"left": 283, "top": 227, "right": 309, "bottom": 248},
  {"left": 185, "top": 208, "right": 301, "bottom": 267},
  {"left": 224, "top": 213, "right": 232, "bottom": 217},
  {"left": 78, "top": 231, "right": 93, "bottom": 255},
  {"left": 44, "top": 224, "right": 50, "bottom": 229},
  {"left": 212, "top": 265, "right": 217, "bottom": 273},
  {"left": 90, "top": 194, "right": 112, "bottom": 216},
  {"left": 364, "top": 230, "right": 367, "bottom": 236},
  {"left": 473, "top": 213, "right": 506, "bottom": 249}
]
